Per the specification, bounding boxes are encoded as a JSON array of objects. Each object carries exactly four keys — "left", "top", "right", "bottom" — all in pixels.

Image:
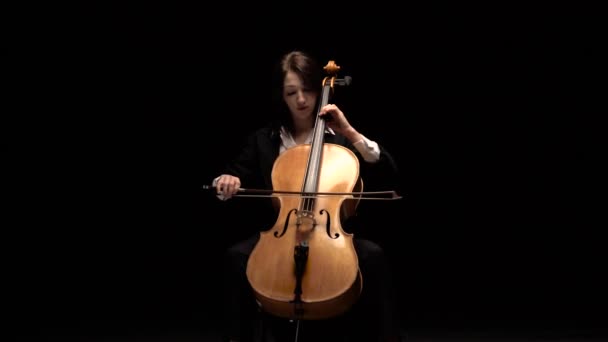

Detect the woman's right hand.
[{"left": 214, "top": 174, "right": 241, "bottom": 200}]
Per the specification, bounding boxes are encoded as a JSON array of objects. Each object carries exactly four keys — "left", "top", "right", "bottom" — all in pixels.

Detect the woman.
[{"left": 214, "top": 50, "right": 402, "bottom": 342}]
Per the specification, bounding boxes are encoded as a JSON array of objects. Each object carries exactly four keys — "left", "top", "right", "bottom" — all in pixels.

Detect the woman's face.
[{"left": 282, "top": 71, "right": 318, "bottom": 122}]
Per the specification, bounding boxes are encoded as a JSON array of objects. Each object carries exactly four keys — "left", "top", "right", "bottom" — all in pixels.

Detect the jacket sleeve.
[
  {"left": 221, "top": 131, "right": 261, "bottom": 185},
  {"left": 335, "top": 134, "right": 400, "bottom": 193},
  {"left": 221, "top": 128, "right": 277, "bottom": 191},
  {"left": 360, "top": 143, "right": 401, "bottom": 192}
]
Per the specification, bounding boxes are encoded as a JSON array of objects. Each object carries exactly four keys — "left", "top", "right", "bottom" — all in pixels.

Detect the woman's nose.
[{"left": 296, "top": 91, "right": 306, "bottom": 103}]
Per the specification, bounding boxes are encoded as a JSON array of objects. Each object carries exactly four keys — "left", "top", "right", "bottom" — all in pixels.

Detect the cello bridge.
[{"left": 296, "top": 211, "right": 316, "bottom": 242}]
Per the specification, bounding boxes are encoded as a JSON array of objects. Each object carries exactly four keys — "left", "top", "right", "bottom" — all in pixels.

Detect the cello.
[{"left": 245, "top": 60, "right": 364, "bottom": 322}]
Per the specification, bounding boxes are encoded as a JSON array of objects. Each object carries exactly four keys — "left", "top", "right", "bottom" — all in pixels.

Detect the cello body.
[{"left": 246, "top": 143, "right": 362, "bottom": 320}]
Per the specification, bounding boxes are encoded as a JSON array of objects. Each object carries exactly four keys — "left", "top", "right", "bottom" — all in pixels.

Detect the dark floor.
[
  {"left": 34, "top": 331, "right": 608, "bottom": 342},
  {"left": 26, "top": 317, "right": 606, "bottom": 342}
]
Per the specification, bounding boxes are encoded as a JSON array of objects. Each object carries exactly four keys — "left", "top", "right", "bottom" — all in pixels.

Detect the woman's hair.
[{"left": 271, "top": 50, "right": 322, "bottom": 134}]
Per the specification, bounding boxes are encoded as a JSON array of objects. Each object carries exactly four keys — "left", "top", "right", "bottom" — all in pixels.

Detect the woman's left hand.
[{"left": 318, "top": 104, "right": 352, "bottom": 134}]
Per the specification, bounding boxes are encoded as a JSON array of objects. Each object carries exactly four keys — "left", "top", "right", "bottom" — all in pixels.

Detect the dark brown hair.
[{"left": 271, "top": 50, "right": 322, "bottom": 134}]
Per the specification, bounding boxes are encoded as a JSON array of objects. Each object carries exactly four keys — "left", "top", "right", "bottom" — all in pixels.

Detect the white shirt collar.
[{"left": 278, "top": 126, "right": 335, "bottom": 153}]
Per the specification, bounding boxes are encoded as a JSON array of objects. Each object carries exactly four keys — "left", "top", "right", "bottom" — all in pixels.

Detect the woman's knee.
[{"left": 356, "top": 239, "right": 385, "bottom": 263}]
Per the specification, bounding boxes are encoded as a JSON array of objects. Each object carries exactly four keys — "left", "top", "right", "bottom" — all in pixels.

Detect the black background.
[{"left": 14, "top": 2, "right": 605, "bottom": 340}]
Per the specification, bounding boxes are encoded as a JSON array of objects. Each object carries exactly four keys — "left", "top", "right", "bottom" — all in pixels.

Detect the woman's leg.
[
  {"left": 350, "top": 238, "right": 400, "bottom": 342},
  {"left": 222, "top": 234, "right": 260, "bottom": 342}
]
